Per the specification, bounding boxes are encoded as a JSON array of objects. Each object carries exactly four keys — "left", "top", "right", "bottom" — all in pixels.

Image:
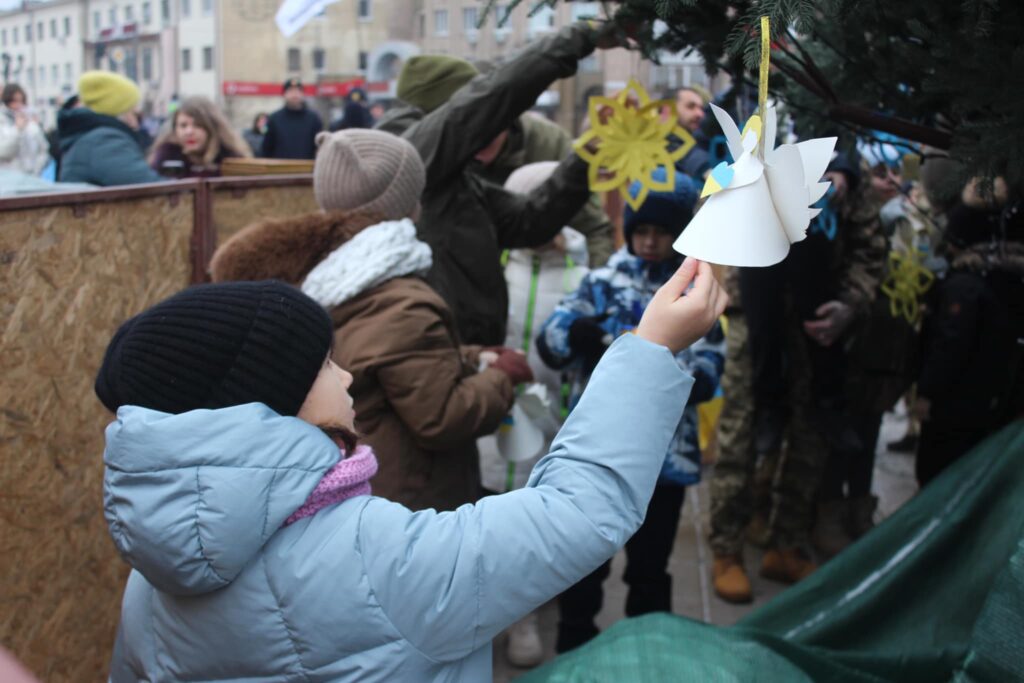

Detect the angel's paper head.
[{"left": 625, "top": 168, "right": 698, "bottom": 260}]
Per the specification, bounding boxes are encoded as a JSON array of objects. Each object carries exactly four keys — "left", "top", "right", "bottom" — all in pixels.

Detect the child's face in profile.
[
  {"left": 631, "top": 224, "right": 676, "bottom": 263},
  {"left": 297, "top": 358, "right": 356, "bottom": 433}
]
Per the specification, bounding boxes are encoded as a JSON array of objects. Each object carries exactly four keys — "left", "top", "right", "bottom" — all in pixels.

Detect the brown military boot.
[
  {"left": 712, "top": 555, "right": 753, "bottom": 603},
  {"left": 811, "top": 500, "right": 853, "bottom": 560},
  {"left": 760, "top": 547, "right": 817, "bottom": 584}
]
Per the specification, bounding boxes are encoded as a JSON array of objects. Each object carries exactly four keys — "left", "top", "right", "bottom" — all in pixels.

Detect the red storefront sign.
[{"left": 222, "top": 79, "right": 366, "bottom": 97}]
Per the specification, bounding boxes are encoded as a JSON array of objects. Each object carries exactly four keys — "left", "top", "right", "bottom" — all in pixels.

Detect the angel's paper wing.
[
  {"left": 764, "top": 144, "right": 812, "bottom": 244},
  {"left": 710, "top": 103, "right": 743, "bottom": 162}
]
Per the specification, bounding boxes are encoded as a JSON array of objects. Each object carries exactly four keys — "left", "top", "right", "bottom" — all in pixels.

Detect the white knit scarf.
[{"left": 301, "top": 219, "right": 433, "bottom": 309}]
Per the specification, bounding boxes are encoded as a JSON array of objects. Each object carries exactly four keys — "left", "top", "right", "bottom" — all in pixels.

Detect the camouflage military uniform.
[{"left": 710, "top": 181, "right": 887, "bottom": 557}]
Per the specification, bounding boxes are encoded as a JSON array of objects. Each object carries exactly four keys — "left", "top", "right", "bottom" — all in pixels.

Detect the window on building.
[
  {"left": 528, "top": 4, "right": 554, "bottom": 34},
  {"left": 26, "top": 68, "right": 33, "bottom": 85},
  {"left": 93, "top": 10, "right": 101, "bottom": 30},
  {"left": 25, "top": 23, "right": 32, "bottom": 42},
  {"left": 494, "top": 4, "right": 511, "bottom": 31},
  {"left": 181, "top": 47, "right": 191, "bottom": 71},
  {"left": 202, "top": 0, "right": 212, "bottom": 15},
  {"left": 51, "top": 64, "right": 58, "bottom": 82},
  {"left": 161, "top": 0, "right": 170, "bottom": 23},
  {"left": 50, "top": 19, "right": 57, "bottom": 38},
  {"left": 287, "top": 47, "right": 300, "bottom": 71},
  {"left": 463, "top": 6, "right": 478, "bottom": 32},
  {"left": 357, "top": 0, "right": 371, "bottom": 20},
  {"left": 358, "top": 50, "right": 368, "bottom": 72},
  {"left": 141, "top": 48, "right": 152, "bottom": 80},
  {"left": 1, "top": 29, "right": 6, "bottom": 47},
  {"left": 38, "top": 66, "right": 45, "bottom": 85},
  {"left": 125, "top": 5, "right": 134, "bottom": 22},
  {"left": 65, "top": 62, "right": 72, "bottom": 83},
  {"left": 142, "top": 2, "right": 151, "bottom": 23},
  {"left": 202, "top": 46, "right": 213, "bottom": 70},
  {"left": 433, "top": 9, "right": 448, "bottom": 35},
  {"left": 417, "top": 12, "right": 425, "bottom": 38},
  {"left": 37, "top": 21, "right": 43, "bottom": 40},
  {"left": 64, "top": 16, "right": 72, "bottom": 36},
  {"left": 12, "top": 26, "right": 18, "bottom": 44},
  {"left": 109, "top": 7, "right": 117, "bottom": 26},
  {"left": 181, "top": 0, "right": 191, "bottom": 18},
  {"left": 312, "top": 47, "right": 325, "bottom": 71}
]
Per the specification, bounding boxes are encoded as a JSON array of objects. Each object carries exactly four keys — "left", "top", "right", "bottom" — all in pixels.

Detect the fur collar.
[
  {"left": 301, "top": 219, "right": 432, "bottom": 308},
  {"left": 210, "top": 209, "right": 385, "bottom": 285}
]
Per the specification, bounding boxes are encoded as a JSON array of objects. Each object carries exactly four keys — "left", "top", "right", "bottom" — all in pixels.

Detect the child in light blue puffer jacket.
[{"left": 96, "top": 261, "right": 726, "bottom": 681}]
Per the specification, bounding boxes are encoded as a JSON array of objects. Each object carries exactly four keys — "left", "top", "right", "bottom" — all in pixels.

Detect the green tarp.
[{"left": 520, "top": 420, "right": 1024, "bottom": 682}]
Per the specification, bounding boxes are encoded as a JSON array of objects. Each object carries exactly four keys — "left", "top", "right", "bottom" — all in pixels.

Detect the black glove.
[{"left": 569, "top": 316, "right": 611, "bottom": 374}]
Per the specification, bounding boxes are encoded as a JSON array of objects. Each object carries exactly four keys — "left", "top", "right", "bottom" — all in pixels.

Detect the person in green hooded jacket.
[{"left": 376, "top": 23, "right": 620, "bottom": 346}]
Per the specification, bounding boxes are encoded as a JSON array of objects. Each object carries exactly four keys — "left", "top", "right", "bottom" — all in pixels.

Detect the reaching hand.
[
  {"left": 636, "top": 258, "right": 727, "bottom": 353},
  {"left": 803, "top": 300, "right": 854, "bottom": 347},
  {"left": 490, "top": 349, "right": 533, "bottom": 385}
]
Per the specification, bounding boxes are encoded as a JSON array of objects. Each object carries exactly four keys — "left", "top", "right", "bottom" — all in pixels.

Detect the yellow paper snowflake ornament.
[
  {"left": 574, "top": 79, "right": 696, "bottom": 211},
  {"left": 881, "top": 249, "right": 935, "bottom": 325}
]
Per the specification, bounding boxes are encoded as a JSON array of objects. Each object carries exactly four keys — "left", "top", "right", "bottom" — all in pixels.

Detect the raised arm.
[
  {"left": 405, "top": 24, "right": 599, "bottom": 189},
  {"left": 480, "top": 153, "right": 593, "bottom": 250},
  {"left": 356, "top": 260, "right": 727, "bottom": 661}
]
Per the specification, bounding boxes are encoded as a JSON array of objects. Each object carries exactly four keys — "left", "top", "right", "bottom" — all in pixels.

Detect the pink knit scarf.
[{"left": 284, "top": 444, "right": 378, "bottom": 526}]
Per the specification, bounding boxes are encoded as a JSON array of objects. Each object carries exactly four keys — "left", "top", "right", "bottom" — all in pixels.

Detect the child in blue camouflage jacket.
[{"left": 537, "top": 168, "right": 725, "bottom": 652}]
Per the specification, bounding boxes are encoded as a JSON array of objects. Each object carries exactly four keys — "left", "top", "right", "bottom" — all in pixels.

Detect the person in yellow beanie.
[{"left": 57, "top": 71, "right": 162, "bottom": 186}]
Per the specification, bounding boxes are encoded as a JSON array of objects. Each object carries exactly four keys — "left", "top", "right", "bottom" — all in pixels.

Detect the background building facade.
[{"left": 0, "top": 0, "right": 716, "bottom": 138}]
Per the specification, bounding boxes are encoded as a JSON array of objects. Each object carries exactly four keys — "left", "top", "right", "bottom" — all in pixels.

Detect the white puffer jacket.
[{"left": 478, "top": 227, "right": 589, "bottom": 492}]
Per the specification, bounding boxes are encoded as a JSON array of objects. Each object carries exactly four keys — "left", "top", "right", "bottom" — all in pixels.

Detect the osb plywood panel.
[
  {"left": 212, "top": 184, "right": 318, "bottom": 246},
  {"left": 0, "top": 194, "right": 194, "bottom": 682}
]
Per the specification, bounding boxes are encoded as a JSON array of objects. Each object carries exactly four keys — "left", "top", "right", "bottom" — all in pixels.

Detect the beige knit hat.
[{"left": 313, "top": 129, "right": 425, "bottom": 219}]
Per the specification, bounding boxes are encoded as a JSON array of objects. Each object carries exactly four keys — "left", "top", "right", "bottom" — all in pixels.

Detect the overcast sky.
[{"left": 0, "top": 0, "right": 25, "bottom": 11}]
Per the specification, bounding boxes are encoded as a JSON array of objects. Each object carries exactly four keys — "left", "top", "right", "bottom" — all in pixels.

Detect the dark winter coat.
[
  {"left": 918, "top": 242, "right": 1024, "bottom": 428},
  {"left": 209, "top": 210, "right": 515, "bottom": 511},
  {"left": 57, "top": 108, "right": 163, "bottom": 186},
  {"left": 261, "top": 104, "right": 323, "bottom": 159},
  {"left": 475, "top": 112, "right": 615, "bottom": 267},
  {"left": 375, "top": 24, "right": 597, "bottom": 345}
]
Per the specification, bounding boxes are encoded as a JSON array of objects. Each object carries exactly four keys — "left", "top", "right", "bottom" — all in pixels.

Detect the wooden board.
[
  {"left": 210, "top": 181, "right": 318, "bottom": 248},
  {"left": 0, "top": 192, "right": 195, "bottom": 682}
]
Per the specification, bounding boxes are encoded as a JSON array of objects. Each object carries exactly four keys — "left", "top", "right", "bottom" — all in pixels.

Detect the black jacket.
[{"left": 261, "top": 105, "right": 323, "bottom": 160}]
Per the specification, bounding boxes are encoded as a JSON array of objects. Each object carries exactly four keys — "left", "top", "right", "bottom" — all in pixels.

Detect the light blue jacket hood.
[{"left": 103, "top": 403, "right": 338, "bottom": 596}]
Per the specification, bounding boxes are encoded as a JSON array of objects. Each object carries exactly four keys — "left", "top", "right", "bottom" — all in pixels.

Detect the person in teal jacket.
[
  {"left": 97, "top": 262, "right": 725, "bottom": 681},
  {"left": 58, "top": 71, "right": 162, "bottom": 187}
]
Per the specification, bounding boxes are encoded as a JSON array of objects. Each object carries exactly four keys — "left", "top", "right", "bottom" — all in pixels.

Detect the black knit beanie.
[{"left": 95, "top": 281, "right": 333, "bottom": 417}]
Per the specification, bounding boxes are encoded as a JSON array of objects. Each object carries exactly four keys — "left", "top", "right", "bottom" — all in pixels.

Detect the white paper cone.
[
  {"left": 674, "top": 178, "right": 791, "bottom": 267},
  {"left": 496, "top": 401, "right": 546, "bottom": 463}
]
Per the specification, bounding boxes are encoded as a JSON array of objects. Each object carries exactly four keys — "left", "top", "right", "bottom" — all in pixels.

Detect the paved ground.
[{"left": 493, "top": 409, "right": 920, "bottom": 681}]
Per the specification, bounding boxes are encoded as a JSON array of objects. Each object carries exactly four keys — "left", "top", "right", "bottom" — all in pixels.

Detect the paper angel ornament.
[{"left": 673, "top": 104, "right": 838, "bottom": 267}]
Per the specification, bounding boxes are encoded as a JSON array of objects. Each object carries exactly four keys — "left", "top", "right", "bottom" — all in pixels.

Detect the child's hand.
[{"left": 636, "top": 257, "right": 727, "bottom": 353}]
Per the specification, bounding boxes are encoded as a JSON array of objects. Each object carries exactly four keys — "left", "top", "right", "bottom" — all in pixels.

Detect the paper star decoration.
[
  {"left": 881, "top": 249, "right": 935, "bottom": 325},
  {"left": 574, "top": 79, "right": 695, "bottom": 211}
]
